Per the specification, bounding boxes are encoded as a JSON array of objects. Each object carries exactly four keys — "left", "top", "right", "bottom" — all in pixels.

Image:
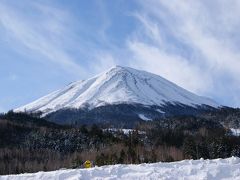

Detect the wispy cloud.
[
  {"left": 0, "top": 1, "right": 88, "bottom": 76},
  {"left": 128, "top": 41, "right": 212, "bottom": 93},
  {"left": 127, "top": 0, "right": 240, "bottom": 106},
  {"left": 0, "top": 1, "right": 126, "bottom": 79}
]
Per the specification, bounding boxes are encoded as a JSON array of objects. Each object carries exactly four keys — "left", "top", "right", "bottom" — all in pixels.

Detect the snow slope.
[
  {"left": 1, "top": 157, "right": 240, "bottom": 180},
  {"left": 15, "top": 66, "right": 219, "bottom": 115}
]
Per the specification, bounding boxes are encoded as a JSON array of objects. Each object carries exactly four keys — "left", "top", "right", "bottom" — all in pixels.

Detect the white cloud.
[
  {"left": 90, "top": 52, "right": 118, "bottom": 75},
  {"left": 127, "top": 0, "right": 240, "bottom": 106},
  {"left": 0, "top": 1, "right": 87, "bottom": 76},
  {"left": 128, "top": 41, "right": 212, "bottom": 93}
]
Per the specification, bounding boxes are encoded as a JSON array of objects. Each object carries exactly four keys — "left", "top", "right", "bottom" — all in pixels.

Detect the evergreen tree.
[
  {"left": 118, "top": 150, "right": 126, "bottom": 164},
  {"left": 183, "top": 136, "right": 197, "bottom": 159}
]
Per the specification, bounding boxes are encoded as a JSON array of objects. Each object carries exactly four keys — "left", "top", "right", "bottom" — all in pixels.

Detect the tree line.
[{"left": 0, "top": 109, "right": 240, "bottom": 175}]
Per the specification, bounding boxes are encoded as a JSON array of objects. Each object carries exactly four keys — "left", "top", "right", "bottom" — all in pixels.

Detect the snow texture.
[
  {"left": 138, "top": 114, "right": 152, "bottom": 121},
  {"left": 230, "top": 128, "right": 240, "bottom": 136},
  {"left": 1, "top": 157, "right": 240, "bottom": 180},
  {"left": 156, "top": 109, "right": 165, "bottom": 114},
  {"left": 15, "top": 66, "right": 219, "bottom": 115},
  {"left": 104, "top": 128, "right": 146, "bottom": 135}
]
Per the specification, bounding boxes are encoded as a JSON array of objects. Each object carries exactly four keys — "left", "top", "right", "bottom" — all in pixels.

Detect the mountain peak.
[
  {"left": 113, "top": 65, "right": 125, "bottom": 69},
  {"left": 107, "top": 65, "right": 132, "bottom": 73},
  {"left": 15, "top": 66, "right": 219, "bottom": 115}
]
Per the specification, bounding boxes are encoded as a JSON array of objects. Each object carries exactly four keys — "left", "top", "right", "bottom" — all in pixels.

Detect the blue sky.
[{"left": 1, "top": 0, "right": 240, "bottom": 112}]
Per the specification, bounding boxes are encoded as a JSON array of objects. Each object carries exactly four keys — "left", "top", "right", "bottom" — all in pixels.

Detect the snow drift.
[{"left": 1, "top": 157, "right": 240, "bottom": 180}]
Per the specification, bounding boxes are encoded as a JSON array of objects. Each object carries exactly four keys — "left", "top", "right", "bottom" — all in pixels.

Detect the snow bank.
[{"left": 1, "top": 157, "right": 240, "bottom": 180}]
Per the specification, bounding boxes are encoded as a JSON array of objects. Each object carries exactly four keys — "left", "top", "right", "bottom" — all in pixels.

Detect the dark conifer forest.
[{"left": 1, "top": 108, "right": 240, "bottom": 175}]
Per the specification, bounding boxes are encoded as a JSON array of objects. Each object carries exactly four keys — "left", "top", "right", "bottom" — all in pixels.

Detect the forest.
[{"left": 0, "top": 108, "right": 240, "bottom": 175}]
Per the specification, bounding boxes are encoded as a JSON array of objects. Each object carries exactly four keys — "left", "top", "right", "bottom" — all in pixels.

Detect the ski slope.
[
  {"left": 15, "top": 66, "right": 219, "bottom": 115},
  {"left": 1, "top": 157, "right": 240, "bottom": 180}
]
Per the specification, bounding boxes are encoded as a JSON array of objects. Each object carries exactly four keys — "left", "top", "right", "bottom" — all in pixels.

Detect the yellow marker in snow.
[{"left": 84, "top": 160, "right": 92, "bottom": 168}]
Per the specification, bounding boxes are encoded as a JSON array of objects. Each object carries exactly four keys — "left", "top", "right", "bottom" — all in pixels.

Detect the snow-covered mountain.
[
  {"left": 16, "top": 66, "right": 218, "bottom": 114},
  {"left": 15, "top": 66, "right": 219, "bottom": 126}
]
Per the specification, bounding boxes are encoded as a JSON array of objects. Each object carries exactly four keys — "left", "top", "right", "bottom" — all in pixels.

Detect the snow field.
[{"left": 1, "top": 157, "right": 240, "bottom": 180}]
